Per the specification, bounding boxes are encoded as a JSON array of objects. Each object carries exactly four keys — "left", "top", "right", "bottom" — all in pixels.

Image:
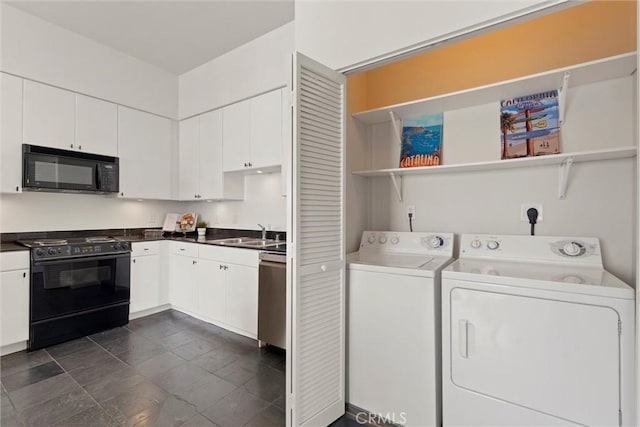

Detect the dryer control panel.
[
  {"left": 460, "top": 234, "right": 602, "bottom": 267},
  {"left": 360, "top": 231, "right": 453, "bottom": 255}
]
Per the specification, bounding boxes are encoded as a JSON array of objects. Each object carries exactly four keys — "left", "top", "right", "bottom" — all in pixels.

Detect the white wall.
[
  {"left": 365, "top": 76, "right": 637, "bottom": 285},
  {"left": 179, "top": 22, "right": 293, "bottom": 119},
  {"left": 185, "top": 173, "right": 287, "bottom": 232},
  {"left": 1, "top": 4, "right": 178, "bottom": 118},
  {"left": 294, "top": 0, "right": 568, "bottom": 72},
  {"left": 0, "top": 193, "right": 182, "bottom": 232}
]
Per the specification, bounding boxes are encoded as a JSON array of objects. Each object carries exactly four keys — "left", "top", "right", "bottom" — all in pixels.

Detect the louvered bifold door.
[{"left": 287, "top": 53, "right": 346, "bottom": 427}]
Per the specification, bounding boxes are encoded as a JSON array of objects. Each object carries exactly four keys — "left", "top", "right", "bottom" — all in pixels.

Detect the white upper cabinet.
[
  {"left": 223, "top": 89, "right": 283, "bottom": 172},
  {"left": 75, "top": 94, "right": 118, "bottom": 157},
  {"left": 178, "top": 116, "right": 200, "bottom": 200},
  {"left": 1, "top": 73, "right": 24, "bottom": 193},
  {"left": 250, "top": 89, "right": 283, "bottom": 169},
  {"left": 222, "top": 99, "right": 251, "bottom": 172},
  {"left": 118, "top": 106, "right": 173, "bottom": 200},
  {"left": 178, "top": 109, "right": 243, "bottom": 201},
  {"left": 23, "top": 80, "right": 75, "bottom": 150}
]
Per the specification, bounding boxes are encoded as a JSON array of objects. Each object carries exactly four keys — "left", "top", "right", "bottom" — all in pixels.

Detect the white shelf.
[
  {"left": 353, "top": 147, "right": 637, "bottom": 201},
  {"left": 353, "top": 147, "right": 637, "bottom": 177},
  {"left": 352, "top": 52, "right": 637, "bottom": 125}
]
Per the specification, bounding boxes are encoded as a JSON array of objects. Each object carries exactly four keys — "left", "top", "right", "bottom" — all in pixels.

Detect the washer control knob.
[
  {"left": 563, "top": 241, "right": 583, "bottom": 256},
  {"left": 390, "top": 237, "right": 399, "bottom": 245},
  {"left": 367, "top": 234, "right": 376, "bottom": 244},
  {"left": 470, "top": 239, "right": 482, "bottom": 249},
  {"left": 428, "top": 236, "right": 444, "bottom": 248},
  {"left": 378, "top": 236, "right": 387, "bottom": 244},
  {"left": 487, "top": 240, "right": 500, "bottom": 250}
]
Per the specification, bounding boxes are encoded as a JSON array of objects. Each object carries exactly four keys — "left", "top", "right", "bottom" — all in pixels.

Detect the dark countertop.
[
  {"left": 0, "top": 242, "right": 29, "bottom": 253},
  {"left": 119, "top": 235, "right": 287, "bottom": 254},
  {"left": 1, "top": 228, "right": 286, "bottom": 254}
]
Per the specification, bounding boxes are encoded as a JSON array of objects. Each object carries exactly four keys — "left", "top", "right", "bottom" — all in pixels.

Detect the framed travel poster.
[
  {"left": 500, "top": 90, "right": 561, "bottom": 159},
  {"left": 400, "top": 113, "right": 443, "bottom": 168}
]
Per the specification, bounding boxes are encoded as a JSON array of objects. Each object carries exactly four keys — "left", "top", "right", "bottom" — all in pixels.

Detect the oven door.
[
  {"left": 23, "top": 152, "right": 98, "bottom": 192},
  {"left": 30, "top": 253, "right": 130, "bottom": 322}
]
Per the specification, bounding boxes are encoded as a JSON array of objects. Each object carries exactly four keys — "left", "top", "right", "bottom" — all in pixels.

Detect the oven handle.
[{"left": 32, "top": 252, "right": 131, "bottom": 267}]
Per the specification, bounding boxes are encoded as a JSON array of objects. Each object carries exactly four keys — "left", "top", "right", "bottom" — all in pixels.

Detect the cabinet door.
[
  {"left": 199, "top": 109, "right": 225, "bottom": 199},
  {"left": 76, "top": 95, "right": 118, "bottom": 157},
  {"left": 23, "top": 81, "right": 75, "bottom": 150},
  {"left": 118, "top": 106, "right": 173, "bottom": 199},
  {"left": 225, "top": 264, "right": 258, "bottom": 335},
  {"left": 169, "top": 254, "right": 198, "bottom": 314},
  {"left": 178, "top": 116, "right": 200, "bottom": 200},
  {"left": 251, "top": 89, "right": 282, "bottom": 168},
  {"left": 1, "top": 73, "right": 23, "bottom": 193},
  {"left": 222, "top": 100, "right": 251, "bottom": 172},
  {"left": 0, "top": 270, "right": 29, "bottom": 347},
  {"left": 130, "top": 255, "right": 161, "bottom": 313},
  {"left": 197, "top": 259, "right": 226, "bottom": 323}
]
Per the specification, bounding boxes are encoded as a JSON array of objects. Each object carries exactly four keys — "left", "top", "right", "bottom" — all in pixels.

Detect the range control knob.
[
  {"left": 390, "top": 237, "right": 399, "bottom": 245},
  {"left": 367, "top": 234, "right": 376, "bottom": 244},
  {"left": 35, "top": 248, "right": 44, "bottom": 257},
  {"left": 470, "top": 239, "right": 482, "bottom": 249},
  {"left": 48, "top": 247, "right": 57, "bottom": 255},
  {"left": 121, "top": 242, "right": 130, "bottom": 250},
  {"left": 487, "top": 240, "right": 500, "bottom": 250},
  {"left": 378, "top": 236, "right": 387, "bottom": 244},
  {"left": 562, "top": 241, "right": 584, "bottom": 256},
  {"left": 428, "top": 236, "right": 444, "bottom": 248},
  {"left": 114, "top": 243, "right": 122, "bottom": 251}
]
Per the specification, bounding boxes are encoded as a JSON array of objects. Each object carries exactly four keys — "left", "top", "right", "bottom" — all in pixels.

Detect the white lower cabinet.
[
  {"left": 130, "top": 242, "right": 161, "bottom": 314},
  {"left": 197, "top": 259, "right": 226, "bottom": 323},
  {"left": 169, "top": 243, "right": 199, "bottom": 315},
  {"left": 225, "top": 264, "right": 258, "bottom": 335},
  {"left": 0, "top": 252, "right": 30, "bottom": 350},
  {"left": 168, "top": 242, "right": 260, "bottom": 337}
]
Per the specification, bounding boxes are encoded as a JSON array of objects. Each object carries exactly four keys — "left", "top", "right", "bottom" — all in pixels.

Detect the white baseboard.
[
  {"left": 129, "top": 304, "right": 171, "bottom": 320},
  {"left": 1, "top": 341, "right": 27, "bottom": 356}
]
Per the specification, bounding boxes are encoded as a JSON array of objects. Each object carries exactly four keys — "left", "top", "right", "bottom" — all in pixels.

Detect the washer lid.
[
  {"left": 443, "top": 258, "right": 634, "bottom": 299},
  {"left": 347, "top": 252, "right": 453, "bottom": 277}
]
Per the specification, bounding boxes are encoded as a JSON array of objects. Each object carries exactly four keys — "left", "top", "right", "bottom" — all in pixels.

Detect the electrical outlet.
[
  {"left": 406, "top": 205, "right": 416, "bottom": 218},
  {"left": 149, "top": 212, "right": 157, "bottom": 224},
  {"left": 520, "top": 203, "right": 543, "bottom": 222}
]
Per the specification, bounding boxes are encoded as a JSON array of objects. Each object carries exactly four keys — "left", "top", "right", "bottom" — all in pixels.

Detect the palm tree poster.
[
  {"left": 400, "top": 113, "right": 443, "bottom": 168},
  {"left": 500, "top": 90, "right": 560, "bottom": 159}
]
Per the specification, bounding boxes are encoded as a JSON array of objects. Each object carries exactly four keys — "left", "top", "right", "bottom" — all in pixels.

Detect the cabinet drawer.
[
  {"left": 132, "top": 241, "right": 161, "bottom": 256},
  {"left": 0, "top": 251, "right": 30, "bottom": 272},
  {"left": 198, "top": 245, "right": 259, "bottom": 267},
  {"left": 171, "top": 241, "right": 199, "bottom": 258}
]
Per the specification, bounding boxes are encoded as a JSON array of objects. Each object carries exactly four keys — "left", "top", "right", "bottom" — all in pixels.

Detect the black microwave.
[{"left": 22, "top": 144, "right": 119, "bottom": 194}]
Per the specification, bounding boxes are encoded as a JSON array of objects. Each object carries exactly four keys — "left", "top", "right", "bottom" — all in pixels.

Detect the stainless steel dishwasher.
[{"left": 258, "top": 252, "right": 286, "bottom": 350}]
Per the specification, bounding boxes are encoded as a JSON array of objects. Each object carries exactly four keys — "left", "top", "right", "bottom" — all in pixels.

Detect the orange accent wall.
[{"left": 352, "top": 1, "right": 637, "bottom": 113}]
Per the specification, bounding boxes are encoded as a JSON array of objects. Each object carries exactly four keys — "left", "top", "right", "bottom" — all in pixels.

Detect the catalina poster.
[{"left": 400, "top": 113, "right": 443, "bottom": 168}]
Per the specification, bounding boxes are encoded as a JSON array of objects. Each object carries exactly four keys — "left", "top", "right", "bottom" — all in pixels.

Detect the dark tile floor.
[{"left": 1, "top": 310, "right": 363, "bottom": 427}]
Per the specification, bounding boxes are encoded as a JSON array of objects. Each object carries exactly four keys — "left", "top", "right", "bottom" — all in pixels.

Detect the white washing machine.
[
  {"left": 442, "top": 234, "right": 635, "bottom": 426},
  {"left": 347, "top": 231, "right": 454, "bottom": 426}
]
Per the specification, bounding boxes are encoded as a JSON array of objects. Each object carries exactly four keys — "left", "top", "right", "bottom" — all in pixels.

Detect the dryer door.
[{"left": 450, "top": 286, "right": 620, "bottom": 426}]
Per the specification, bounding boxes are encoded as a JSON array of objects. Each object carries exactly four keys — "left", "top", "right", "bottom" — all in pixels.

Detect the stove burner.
[
  {"left": 32, "top": 239, "right": 68, "bottom": 246},
  {"left": 85, "top": 237, "right": 115, "bottom": 243}
]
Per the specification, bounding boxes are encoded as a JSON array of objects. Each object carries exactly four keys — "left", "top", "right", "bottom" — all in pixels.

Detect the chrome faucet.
[{"left": 258, "top": 224, "right": 267, "bottom": 240}]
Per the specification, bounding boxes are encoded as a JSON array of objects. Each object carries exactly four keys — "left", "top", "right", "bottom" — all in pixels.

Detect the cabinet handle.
[
  {"left": 143, "top": 248, "right": 149, "bottom": 251},
  {"left": 133, "top": 259, "right": 136, "bottom": 264},
  {"left": 193, "top": 260, "right": 197, "bottom": 265},
  {"left": 16, "top": 186, "right": 19, "bottom": 192},
  {"left": 121, "top": 192, "right": 124, "bottom": 196},
  {"left": 70, "top": 144, "right": 74, "bottom": 149},
  {"left": 78, "top": 145, "right": 82, "bottom": 150},
  {"left": 180, "top": 248, "right": 185, "bottom": 251},
  {"left": 23, "top": 272, "right": 26, "bottom": 278},
  {"left": 248, "top": 162, "right": 252, "bottom": 167}
]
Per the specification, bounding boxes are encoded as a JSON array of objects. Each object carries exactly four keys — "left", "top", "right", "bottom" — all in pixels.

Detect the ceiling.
[{"left": 7, "top": 1, "right": 294, "bottom": 75}]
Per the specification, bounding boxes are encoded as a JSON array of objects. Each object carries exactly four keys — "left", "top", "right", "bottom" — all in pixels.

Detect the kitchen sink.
[
  {"left": 206, "top": 237, "right": 282, "bottom": 248},
  {"left": 207, "top": 237, "right": 260, "bottom": 245}
]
